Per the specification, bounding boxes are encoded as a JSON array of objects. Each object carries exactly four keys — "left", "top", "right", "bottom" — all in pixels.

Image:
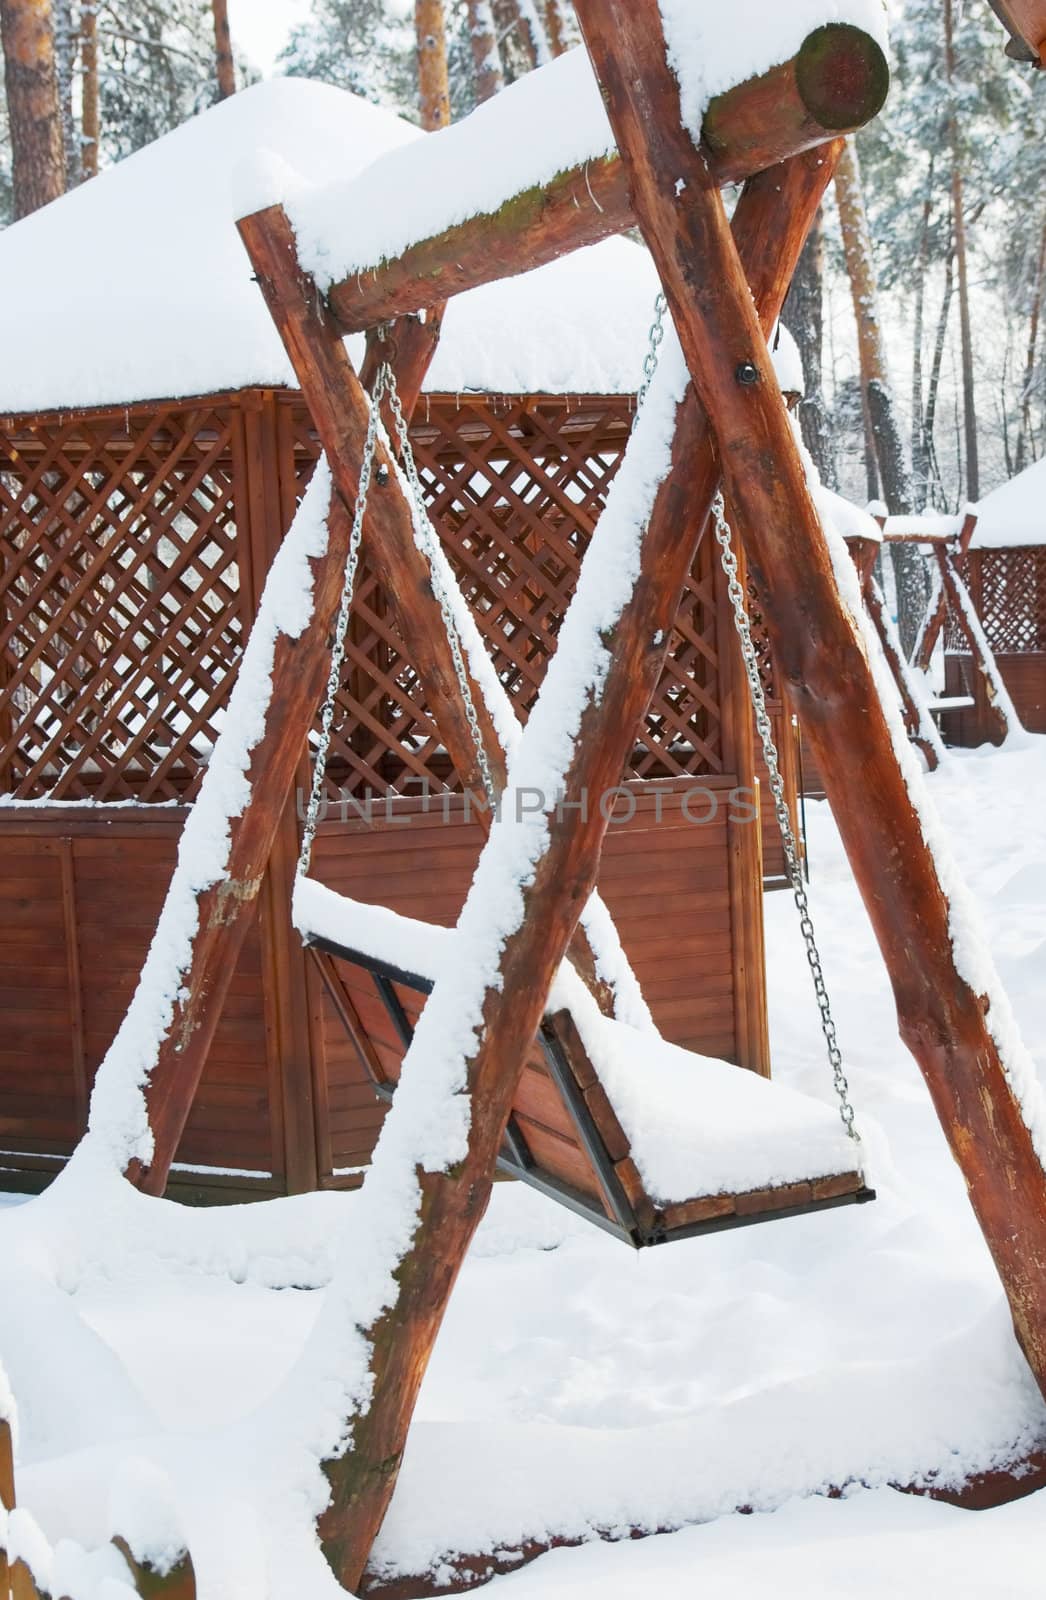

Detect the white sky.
[{"left": 227, "top": 0, "right": 312, "bottom": 75}]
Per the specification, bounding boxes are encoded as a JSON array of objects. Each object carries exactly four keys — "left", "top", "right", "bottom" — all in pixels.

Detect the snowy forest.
[{"left": 1, "top": 0, "right": 1045, "bottom": 539}]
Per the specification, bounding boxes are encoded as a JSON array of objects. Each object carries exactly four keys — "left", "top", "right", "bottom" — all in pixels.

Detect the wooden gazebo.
[
  {"left": 940, "top": 463, "right": 1046, "bottom": 742},
  {"left": 0, "top": 78, "right": 813, "bottom": 1199}
]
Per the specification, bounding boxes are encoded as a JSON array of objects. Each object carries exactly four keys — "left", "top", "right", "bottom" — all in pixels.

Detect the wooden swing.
[
  {"left": 283, "top": 350, "right": 871, "bottom": 1248},
  {"left": 80, "top": 3, "right": 1046, "bottom": 1585},
  {"left": 883, "top": 511, "right": 1019, "bottom": 746}
]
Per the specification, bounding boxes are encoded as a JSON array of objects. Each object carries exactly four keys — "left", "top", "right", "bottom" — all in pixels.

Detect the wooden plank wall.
[
  {"left": 0, "top": 388, "right": 775, "bottom": 1194},
  {"left": 0, "top": 812, "right": 283, "bottom": 1191}
]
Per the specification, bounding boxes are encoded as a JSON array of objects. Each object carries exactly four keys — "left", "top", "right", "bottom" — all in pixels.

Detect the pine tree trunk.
[
  {"left": 924, "top": 245, "right": 954, "bottom": 507},
  {"left": 834, "top": 137, "right": 927, "bottom": 653},
  {"left": 415, "top": 0, "right": 450, "bottom": 129},
  {"left": 544, "top": 0, "right": 571, "bottom": 55},
  {"left": 944, "top": 0, "right": 979, "bottom": 501},
  {"left": 51, "top": 0, "right": 77, "bottom": 183},
  {"left": 911, "top": 170, "right": 934, "bottom": 509},
  {"left": 784, "top": 206, "right": 838, "bottom": 489},
  {"left": 1015, "top": 213, "right": 1046, "bottom": 473},
  {"left": 514, "top": 0, "right": 550, "bottom": 65},
  {"left": 212, "top": 0, "right": 235, "bottom": 99},
  {"left": 466, "top": 0, "right": 504, "bottom": 101},
  {"left": 0, "top": 0, "right": 66, "bottom": 216},
  {"left": 80, "top": 0, "right": 98, "bottom": 178}
]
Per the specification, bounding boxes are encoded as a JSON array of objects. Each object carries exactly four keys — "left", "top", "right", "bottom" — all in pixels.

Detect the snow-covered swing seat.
[
  {"left": 288, "top": 361, "right": 874, "bottom": 1250},
  {"left": 295, "top": 879, "right": 872, "bottom": 1248}
]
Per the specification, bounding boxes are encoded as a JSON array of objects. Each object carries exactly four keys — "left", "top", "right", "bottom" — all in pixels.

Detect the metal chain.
[
  {"left": 297, "top": 366, "right": 387, "bottom": 880},
  {"left": 711, "top": 493, "right": 860, "bottom": 1145},
  {"left": 636, "top": 291, "right": 668, "bottom": 412},
  {"left": 636, "top": 287, "right": 859, "bottom": 1145},
  {"left": 382, "top": 365, "right": 499, "bottom": 808}
]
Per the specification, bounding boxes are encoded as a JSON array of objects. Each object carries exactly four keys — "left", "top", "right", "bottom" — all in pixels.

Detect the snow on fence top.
[{"left": 0, "top": 75, "right": 805, "bottom": 414}]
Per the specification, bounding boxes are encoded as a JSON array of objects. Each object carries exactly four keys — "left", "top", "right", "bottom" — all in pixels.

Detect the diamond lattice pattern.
[{"left": 0, "top": 408, "right": 247, "bottom": 800}]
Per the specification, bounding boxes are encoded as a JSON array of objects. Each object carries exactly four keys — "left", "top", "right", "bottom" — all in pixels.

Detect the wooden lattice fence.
[
  {"left": 0, "top": 387, "right": 782, "bottom": 1192},
  {"left": 943, "top": 545, "right": 1046, "bottom": 741},
  {"left": 1, "top": 393, "right": 737, "bottom": 803}
]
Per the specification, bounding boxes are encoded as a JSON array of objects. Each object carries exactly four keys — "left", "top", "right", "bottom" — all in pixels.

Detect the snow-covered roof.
[
  {"left": 969, "top": 459, "right": 1046, "bottom": 550},
  {"left": 819, "top": 487, "right": 883, "bottom": 544},
  {"left": 0, "top": 77, "right": 804, "bottom": 415}
]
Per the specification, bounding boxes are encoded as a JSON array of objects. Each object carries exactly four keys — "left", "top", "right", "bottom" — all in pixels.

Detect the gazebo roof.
[
  {"left": 0, "top": 76, "right": 801, "bottom": 416},
  {"left": 969, "top": 457, "right": 1046, "bottom": 549}
]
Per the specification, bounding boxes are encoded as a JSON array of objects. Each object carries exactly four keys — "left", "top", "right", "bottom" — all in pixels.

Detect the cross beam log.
[
  {"left": 863, "top": 571, "right": 942, "bottom": 770},
  {"left": 128, "top": 364, "right": 452, "bottom": 1195},
  {"left": 987, "top": 0, "right": 1046, "bottom": 63},
  {"left": 312, "top": 149, "right": 837, "bottom": 1591},
  {"left": 237, "top": 204, "right": 629, "bottom": 1019},
  {"left": 573, "top": 0, "right": 1046, "bottom": 1406},
  {"left": 322, "top": 24, "right": 887, "bottom": 335}
]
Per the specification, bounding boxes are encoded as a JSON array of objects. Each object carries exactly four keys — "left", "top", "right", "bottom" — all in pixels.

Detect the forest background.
[{"left": 1, "top": 0, "right": 1043, "bottom": 641}]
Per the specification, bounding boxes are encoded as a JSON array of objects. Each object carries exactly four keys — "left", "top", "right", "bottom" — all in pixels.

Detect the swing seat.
[{"left": 295, "top": 880, "right": 873, "bottom": 1248}]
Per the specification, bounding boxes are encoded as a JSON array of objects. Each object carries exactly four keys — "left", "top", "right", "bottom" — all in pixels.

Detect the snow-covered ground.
[{"left": 3, "top": 736, "right": 1046, "bottom": 1595}]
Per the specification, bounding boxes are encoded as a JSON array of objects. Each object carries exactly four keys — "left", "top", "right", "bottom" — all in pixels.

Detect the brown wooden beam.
[
  {"left": 574, "top": 0, "right": 1046, "bottom": 1411},
  {"left": 323, "top": 24, "right": 887, "bottom": 334},
  {"left": 237, "top": 204, "right": 627, "bottom": 1018},
  {"left": 312, "top": 147, "right": 836, "bottom": 1591},
  {"left": 862, "top": 570, "right": 941, "bottom": 771},
  {"left": 987, "top": 0, "right": 1046, "bottom": 63}
]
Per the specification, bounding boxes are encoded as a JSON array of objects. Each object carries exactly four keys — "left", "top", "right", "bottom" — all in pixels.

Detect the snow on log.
[{"left": 293, "top": 20, "right": 888, "bottom": 333}]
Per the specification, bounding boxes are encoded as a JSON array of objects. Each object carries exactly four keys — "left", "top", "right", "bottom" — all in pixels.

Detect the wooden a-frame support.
[
  {"left": 249, "top": 7, "right": 1046, "bottom": 1587},
  {"left": 239, "top": 147, "right": 840, "bottom": 1593},
  {"left": 845, "top": 533, "right": 943, "bottom": 770},
  {"left": 574, "top": 0, "right": 1046, "bottom": 1419},
  {"left": 127, "top": 19, "right": 889, "bottom": 1195},
  {"left": 104, "top": 8, "right": 1046, "bottom": 1589},
  {"left": 897, "top": 515, "right": 1014, "bottom": 747}
]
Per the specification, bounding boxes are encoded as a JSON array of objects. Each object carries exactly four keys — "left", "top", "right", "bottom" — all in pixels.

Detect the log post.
[
  {"left": 321, "top": 24, "right": 887, "bottom": 333},
  {"left": 573, "top": 0, "right": 1046, "bottom": 1406},
  {"left": 0, "top": 1415, "right": 13, "bottom": 1595},
  {"left": 466, "top": 0, "right": 505, "bottom": 101},
  {"left": 311, "top": 148, "right": 837, "bottom": 1590},
  {"left": 987, "top": 0, "right": 1046, "bottom": 63},
  {"left": 863, "top": 569, "right": 942, "bottom": 770},
  {"left": 237, "top": 204, "right": 629, "bottom": 1018}
]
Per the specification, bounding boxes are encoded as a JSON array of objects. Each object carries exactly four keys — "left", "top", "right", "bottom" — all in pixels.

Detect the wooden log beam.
[
  {"left": 573, "top": 0, "right": 1046, "bottom": 1408},
  {"left": 0, "top": 1415, "right": 13, "bottom": 1595},
  {"left": 130, "top": 335, "right": 451, "bottom": 1195},
  {"left": 324, "top": 23, "right": 888, "bottom": 334},
  {"left": 863, "top": 571, "right": 942, "bottom": 770},
  {"left": 908, "top": 511, "right": 979, "bottom": 674},
  {"left": 313, "top": 147, "right": 836, "bottom": 1591},
  {"left": 987, "top": 0, "right": 1046, "bottom": 64},
  {"left": 238, "top": 204, "right": 626, "bottom": 1019}
]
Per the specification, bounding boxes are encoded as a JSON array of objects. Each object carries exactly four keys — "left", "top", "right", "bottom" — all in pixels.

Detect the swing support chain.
[
  {"left": 297, "top": 360, "right": 498, "bottom": 883},
  {"left": 712, "top": 491, "right": 861, "bottom": 1145}
]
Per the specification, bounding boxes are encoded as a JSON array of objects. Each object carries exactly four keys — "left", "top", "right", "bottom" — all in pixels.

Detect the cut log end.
[{"left": 794, "top": 23, "right": 891, "bottom": 131}]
